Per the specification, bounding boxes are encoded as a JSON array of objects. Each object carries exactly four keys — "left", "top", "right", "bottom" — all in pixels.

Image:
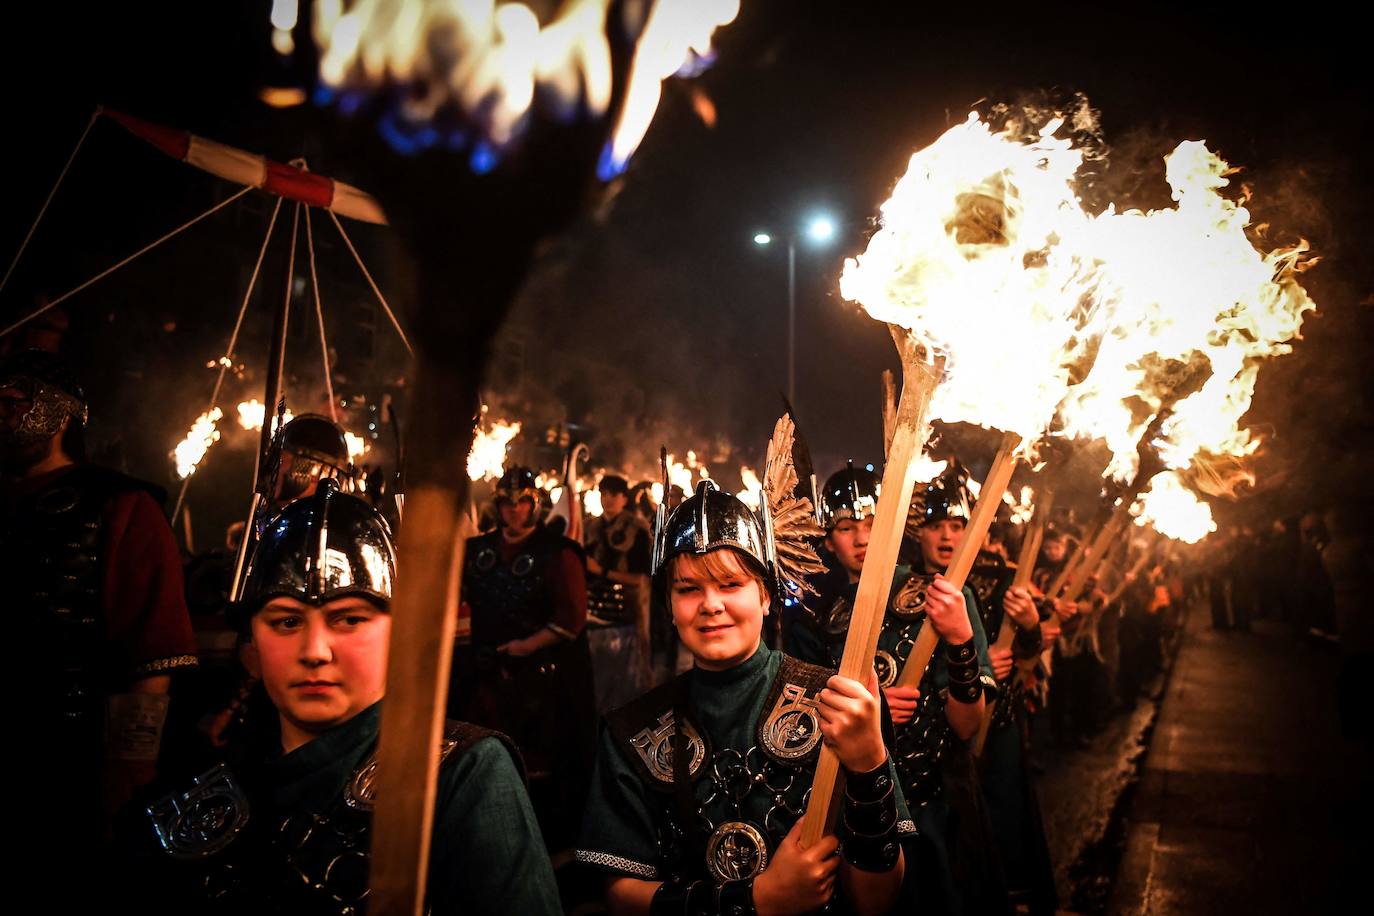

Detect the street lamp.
[{"left": 752, "top": 213, "right": 837, "bottom": 406}]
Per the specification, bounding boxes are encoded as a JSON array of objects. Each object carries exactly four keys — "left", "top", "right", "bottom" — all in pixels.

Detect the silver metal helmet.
[
  {"left": 652, "top": 479, "right": 777, "bottom": 589},
  {"left": 232, "top": 478, "right": 395, "bottom": 628},
  {"left": 917, "top": 462, "right": 973, "bottom": 525},
  {"left": 819, "top": 466, "right": 881, "bottom": 529}
]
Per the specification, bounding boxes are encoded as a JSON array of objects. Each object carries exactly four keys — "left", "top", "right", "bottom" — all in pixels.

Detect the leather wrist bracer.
[
  {"left": 651, "top": 877, "right": 756, "bottom": 916},
  {"left": 841, "top": 762, "right": 901, "bottom": 872}
]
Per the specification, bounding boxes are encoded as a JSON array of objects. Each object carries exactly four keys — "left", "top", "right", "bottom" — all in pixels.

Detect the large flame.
[
  {"left": 737, "top": 465, "right": 763, "bottom": 509},
  {"left": 237, "top": 399, "right": 296, "bottom": 433},
  {"left": 665, "top": 452, "right": 702, "bottom": 494},
  {"left": 911, "top": 453, "right": 948, "bottom": 484},
  {"left": 843, "top": 106, "right": 1316, "bottom": 488},
  {"left": 1132, "top": 471, "right": 1216, "bottom": 544},
  {"left": 236, "top": 399, "right": 369, "bottom": 459},
  {"left": 1057, "top": 141, "right": 1316, "bottom": 481},
  {"left": 467, "top": 412, "right": 521, "bottom": 481},
  {"left": 840, "top": 111, "right": 1104, "bottom": 448},
  {"left": 303, "top": 0, "right": 737, "bottom": 170},
  {"left": 583, "top": 487, "right": 603, "bottom": 517},
  {"left": 1004, "top": 485, "right": 1035, "bottom": 525},
  {"left": 600, "top": 0, "right": 740, "bottom": 178},
  {"left": 174, "top": 408, "right": 224, "bottom": 479}
]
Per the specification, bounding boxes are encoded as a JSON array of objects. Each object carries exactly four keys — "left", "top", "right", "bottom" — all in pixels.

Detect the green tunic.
[
  {"left": 790, "top": 567, "right": 999, "bottom": 915},
  {"left": 138, "top": 702, "right": 561, "bottom": 915},
  {"left": 576, "top": 644, "right": 914, "bottom": 897}
]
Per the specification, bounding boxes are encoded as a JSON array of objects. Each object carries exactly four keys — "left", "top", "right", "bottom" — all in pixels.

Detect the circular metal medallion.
[
  {"left": 512, "top": 553, "right": 535, "bottom": 576},
  {"left": 874, "top": 648, "right": 899, "bottom": 688},
  {"left": 706, "top": 821, "right": 769, "bottom": 883},
  {"left": 473, "top": 547, "right": 498, "bottom": 571},
  {"left": 890, "top": 574, "right": 930, "bottom": 619},
  {"left": 823, "top": 596, "right": 853, "bottom": 637}
]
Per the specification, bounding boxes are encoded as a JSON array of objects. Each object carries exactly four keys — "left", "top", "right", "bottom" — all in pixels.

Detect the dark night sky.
[{"left": 2, "top": 2, "right": 1370, "bottom": 545}]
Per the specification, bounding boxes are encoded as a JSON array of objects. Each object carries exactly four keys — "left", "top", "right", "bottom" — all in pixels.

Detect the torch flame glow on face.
[
  {"left": 1132, "top": 471, "right": 1216, "bottom": 543},
  {"left": 467, "top": 413, "right": 521, "bottom": 481},
  {"left": 174, "top": 408, "right": 224, "bottom": 479},
  {"left": 302, "top": 0, "right": 737, "bottom": 171}
]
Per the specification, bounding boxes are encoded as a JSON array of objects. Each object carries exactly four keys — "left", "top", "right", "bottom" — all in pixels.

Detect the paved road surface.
[{"left": 1108, "top": 605, "right": 1371, "bottom": 914}]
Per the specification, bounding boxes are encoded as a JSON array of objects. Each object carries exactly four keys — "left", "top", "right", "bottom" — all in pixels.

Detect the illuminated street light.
[
  {"left": 807, "top": 215, "right": 835, "bottom": 243},
  {"left": 750, "top": 213, "right": 841, "bottom": 405}
]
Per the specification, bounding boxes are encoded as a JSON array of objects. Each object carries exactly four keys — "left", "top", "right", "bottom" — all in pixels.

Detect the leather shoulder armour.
[
  {"left": 756, "top": 655, "right": 832, "bottom": 767},
  {"left": 344, "top": 720, "right": 525, "bottom": 812},
  {"left": 606, "top": 675, "right": 711, "bottom": 791}
]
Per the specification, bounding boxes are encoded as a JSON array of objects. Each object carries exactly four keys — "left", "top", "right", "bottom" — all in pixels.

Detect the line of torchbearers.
[{"left": 3, "top": 345, "right": 1192, "bottom": 915}]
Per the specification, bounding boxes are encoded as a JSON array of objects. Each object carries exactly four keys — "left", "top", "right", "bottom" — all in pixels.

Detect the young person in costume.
[
  {"left": 794, "top": 462, "right": 1001, "bottom": 914},
  {"left": 972, "top": 527, "right": 1058, "bottom": 915},
  {"left": 454, "top": 464, "right": 596, "bottom": 848},
  {"left": 577, "top": 420, "right": 912, "bottom": 916},
  {"left": 133, "top": 480, "right": 560, "bottom": 914}
]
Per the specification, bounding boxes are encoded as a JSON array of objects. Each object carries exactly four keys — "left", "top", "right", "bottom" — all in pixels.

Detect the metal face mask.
[{"left": 0, "top": 378, "right": 87, "bottom": 448}]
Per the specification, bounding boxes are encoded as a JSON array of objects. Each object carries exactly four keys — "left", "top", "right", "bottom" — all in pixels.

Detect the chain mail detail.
[
  {"left": 657, "top": 745, "right": 811, "bottom": 886},
  {"left": 896, "top": 818, "right": 917, "bottom": 837},
  {"left": 134, "top": 655, "right": 200, "bottom": 675},
  {"left": 990, "top": 678, "right": 1024, "bottom": 731},
  {"left": 573, "top": 849, "right": 659, "bottom": 879},
  {"left": 883, "top": 612, "right": 950, "bottom": 812}
]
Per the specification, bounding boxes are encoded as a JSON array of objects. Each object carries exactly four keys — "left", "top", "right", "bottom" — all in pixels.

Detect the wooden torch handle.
[
  {"left": 799, "top": 332, "right": 941, "bottom": 849},
  {"left": 892, "top": 430, "right": 1021, "bottom": 690},
  {"left": 974, "top": 486, "right": 1055, "bottom": 756}
]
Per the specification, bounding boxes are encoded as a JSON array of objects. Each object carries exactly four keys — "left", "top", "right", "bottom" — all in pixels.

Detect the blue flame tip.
[
  {"left": 469, "top": 142, "right": 499, "bottom": 175},
  {"left": 596, "top": 141, "right": 628, "bottom": 182}
]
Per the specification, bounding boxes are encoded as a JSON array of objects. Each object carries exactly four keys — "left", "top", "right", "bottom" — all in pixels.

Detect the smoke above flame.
[
  {"left": 1132, "top": 470, "right": 1217, "bottom": 544},
  {"left": 300, "top": 0, "right": 737, "bottom": 172}
]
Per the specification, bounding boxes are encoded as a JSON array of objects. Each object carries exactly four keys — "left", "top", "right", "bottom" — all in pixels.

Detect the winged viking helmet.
[{"left": 651, "top": 415, "right": 826, "bottom": 604}]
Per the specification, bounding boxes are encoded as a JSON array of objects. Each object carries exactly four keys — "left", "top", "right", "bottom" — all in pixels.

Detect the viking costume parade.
[
  {"left": 577, "top": 421, "right": 912, "bottom": 915},
  {"left": 2, "top": 6, "right": 1357, "bottom": 916}
]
